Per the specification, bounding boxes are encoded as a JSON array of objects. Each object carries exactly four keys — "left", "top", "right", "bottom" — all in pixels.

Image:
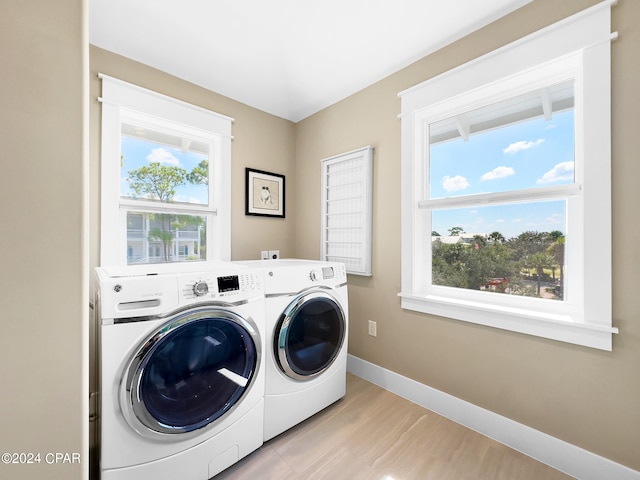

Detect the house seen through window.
[
  {"left": 99, "top": 74, "right": 232, "bottom": 266},
  {"left": 121, "top": 122, "right": 210, "bottom": 264}
]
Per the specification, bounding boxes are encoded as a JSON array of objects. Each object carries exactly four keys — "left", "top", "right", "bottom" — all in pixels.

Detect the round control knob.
[
  {"left": 310, "top": 270, "right": 319, "bottom": 282},
  {"left": 192, "top": 280, "right": 209, "bottom": 297}
]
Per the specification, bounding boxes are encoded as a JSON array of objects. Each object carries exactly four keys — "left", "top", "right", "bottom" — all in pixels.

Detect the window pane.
[
  {"left": 431, "top": 201, "right": 565, "bottom": 300},
  {"left": 429, "top": 82, "right": 574, "bottom": 199},
  {"left": 127, "top": 211, "right": 207, "bottom": 265},
  {"left": 121, "top": 123, "right": 209, "bottom": 206}
]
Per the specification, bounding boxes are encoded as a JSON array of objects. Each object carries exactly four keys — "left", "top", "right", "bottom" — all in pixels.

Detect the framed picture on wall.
[{"left": 245, "top": 168, "right": 285, "bottom": 218}]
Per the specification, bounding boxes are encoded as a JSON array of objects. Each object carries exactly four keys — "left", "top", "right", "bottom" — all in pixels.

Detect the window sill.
[{"left": 398, "top": 292, "right": 617, "bottom": 351}]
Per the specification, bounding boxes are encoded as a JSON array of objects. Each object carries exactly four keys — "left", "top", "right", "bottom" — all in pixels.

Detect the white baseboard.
[{"left": 347, "top": 354, "right": 639, "bottom": 480}]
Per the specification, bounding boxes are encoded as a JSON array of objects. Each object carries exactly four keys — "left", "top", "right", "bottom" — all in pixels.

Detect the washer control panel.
[{"left": 179, "top": 271, "right": 263, "bottom": 302}]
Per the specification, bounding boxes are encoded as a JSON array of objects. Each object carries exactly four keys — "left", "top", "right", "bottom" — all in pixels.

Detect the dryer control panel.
[{"left": 309, "top": 263, "right": 347, "bottom": 284}]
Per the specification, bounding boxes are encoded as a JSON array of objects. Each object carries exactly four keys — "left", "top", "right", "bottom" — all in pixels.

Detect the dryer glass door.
[
  {"left": 124, "top": 309, "right": 259, "bottom": 435},
  {"left": 276, "top": 292, "right": 345, "bottom": 381}
]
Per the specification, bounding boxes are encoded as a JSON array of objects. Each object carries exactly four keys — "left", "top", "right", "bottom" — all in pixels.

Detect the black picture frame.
[{"left": 245, "top": 168, "right": 285, "bottom": 218}]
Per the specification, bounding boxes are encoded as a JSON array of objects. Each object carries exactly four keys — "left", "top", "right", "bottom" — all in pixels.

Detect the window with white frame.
[
  {"left": 399, "top": 1, "right": 617, "bottom": 350},
  {"left": 99, "top": 75, "right": 233, "bottom": 267}
]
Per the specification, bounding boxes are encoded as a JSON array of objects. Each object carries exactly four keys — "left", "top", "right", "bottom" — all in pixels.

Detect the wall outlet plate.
[
  {"left": 261, "top": 250, "right": 270, "bottom": 260},
  {"left": 269, "top": 250, "right": 280, "bottom": 260},
  {"left": 368, "top": 320, "right": 377, "bottom": 337}
]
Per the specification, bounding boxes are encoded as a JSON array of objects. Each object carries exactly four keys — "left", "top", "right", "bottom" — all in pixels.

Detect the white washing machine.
[
  {"left": 235, "top": 259, "right": 348, "bottom": 441},
  {"left": 95, "top": 263, "right": 265, "bottom": 479}
]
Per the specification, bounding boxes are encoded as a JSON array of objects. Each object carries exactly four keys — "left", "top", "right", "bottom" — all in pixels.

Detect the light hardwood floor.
[{"left": 215, "top": 373, "right": 572, "bottom": 480}]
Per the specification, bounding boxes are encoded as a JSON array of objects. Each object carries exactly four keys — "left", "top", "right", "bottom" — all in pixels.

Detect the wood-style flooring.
[{"left": 215, "top": 373, "right": 572, "bottom": 479}]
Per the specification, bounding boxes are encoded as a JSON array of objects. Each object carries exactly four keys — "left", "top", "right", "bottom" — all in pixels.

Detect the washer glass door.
[
  {"left": 123, "top": 308, "right": 260, "bottom": 435},
  {"left": 276, "top": 291, "right": 345, "bottom": 381}
]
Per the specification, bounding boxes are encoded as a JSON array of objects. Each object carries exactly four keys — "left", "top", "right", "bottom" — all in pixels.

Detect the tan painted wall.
[
  {"left": 295, "top": 0, "right": 640, "bottom": 471},
  {"left": 0, "top": 1, "right": 88, "bottom": 479}
]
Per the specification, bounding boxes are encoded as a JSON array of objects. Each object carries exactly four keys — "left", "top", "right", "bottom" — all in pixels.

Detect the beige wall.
[
  {"left": 0, "top": 1, "right": 87, "bottom": 479},
  {"left": 295, "top": 0, "right": 640, "bottom": 471}
]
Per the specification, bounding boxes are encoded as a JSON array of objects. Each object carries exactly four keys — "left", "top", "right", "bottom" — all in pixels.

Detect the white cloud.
[
  {"left": 442, "top": 175, "right": 470, "bottom": 192},
  {"left": 147, "top": 147, "right": 181, "bottom": 166},
  {"left": 174, "top": 195, "right": 204, "bottom": 204},
  {"left": 537, "top": 161, "right": 574, "bottom": 184},
  {"left": 545, "top": 213, "right": 563, "bottom": 225},
  {"left": 503, "top": 139, "right": 544, "bottom": 154},
  {"left": 481, "top": 166, "right": 515, "bottom": 181}
]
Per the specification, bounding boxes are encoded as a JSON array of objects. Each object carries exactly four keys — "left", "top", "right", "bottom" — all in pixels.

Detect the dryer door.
[
  {"left": 276, "top": 291, "right": 346, "bottom": 381},
  {"left": 121, "top": 307, "right": 260, "bottom": 437}
]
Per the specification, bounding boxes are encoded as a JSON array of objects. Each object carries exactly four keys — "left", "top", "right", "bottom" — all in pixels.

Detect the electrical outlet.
[
  {"left": 269, "top": 250, "right": 280, "bottom": 260},
  {"left": 261, "top": 250, "right": 270, "bottom": 260},
  {"left": 368, "top": 320, "right": 377, "bottom": 337}
]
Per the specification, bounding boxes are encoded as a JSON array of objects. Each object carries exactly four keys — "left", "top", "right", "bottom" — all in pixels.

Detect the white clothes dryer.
[
  {"left": 95, "top": 263, "right": 265, "bottom": 480},
  {"left": 235, "top": 259, "right": 348, "bottom": 441}
]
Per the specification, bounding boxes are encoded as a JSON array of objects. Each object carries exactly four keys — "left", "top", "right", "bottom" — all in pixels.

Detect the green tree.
[
  {"left": 127, "top": 163, "right": 188, "bottom": 261},
  {"left": 472, "top": 234, "right": 487, "bottom": 248},
  {"left": 147, "top": 213, "right": 176, "bottom": 262},
  {"left": 525, "top": 252, "right": 555, "bottom": 296},
  {"left": 548, "top": 230, "right": 564, "bottom": 242},
  {"left": 433, "top": 226, "right": 566, "bottom": 299},
  {"left": 432, "top": 241, "right": 467, "bottom": 288},
  {"left": 546, "top": 234, "right": 565, "bottom": 295},
  {"left": 506, "top": 231, "right": 548, "bottom": 259},
  {"left": 489, "top": 231, "right": 505, "bottom": 244},
  {"left": 128, "top": 162, "right": 188, "bottom": 202},
  {"left": 127, "top": 160, "right": 207, "bottom": 262},
  {"left": 448, "top": 226, "right": 465, "bottom": 236},
  {"left": 187, "top": 159, "right": 209, "bottom": 186}
]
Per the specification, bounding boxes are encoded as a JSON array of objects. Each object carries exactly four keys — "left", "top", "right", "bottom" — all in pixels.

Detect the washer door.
[
  {"left": 121, "top": 307, "right": 260, "bottom": 437},
  {"left": 275, "top": 291, "right": 346, "bottom": 381}
]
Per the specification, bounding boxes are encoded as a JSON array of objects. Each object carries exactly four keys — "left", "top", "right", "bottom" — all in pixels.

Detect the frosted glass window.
[{"left": 321, "top": 146, "right": 373, "bottom": 275}]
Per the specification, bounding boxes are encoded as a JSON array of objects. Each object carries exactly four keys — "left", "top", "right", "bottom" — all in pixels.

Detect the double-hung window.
[
  {"left": 399, "top": 1, "right": 617, "bottom": 350},
  {"left": 99, "top": 75, "right": 233, "bottom": 266}
]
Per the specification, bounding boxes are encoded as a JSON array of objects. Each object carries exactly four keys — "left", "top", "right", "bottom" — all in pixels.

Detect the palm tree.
[
  {"left": 546, "top": 235, "right": 565, "bottom": 297},
  {"left": 489, "top": 231, "right": 505, "bottom": 244},
  {"left": 527, "top": 252, "right": 555, "bottom": 297}
]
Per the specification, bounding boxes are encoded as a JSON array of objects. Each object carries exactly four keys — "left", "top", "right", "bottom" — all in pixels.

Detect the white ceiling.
[{"left": 89, "top": 0, "right": 531, "bottom": 122}]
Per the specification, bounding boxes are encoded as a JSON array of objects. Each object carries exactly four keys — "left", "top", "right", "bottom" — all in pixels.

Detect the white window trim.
[
  {"left": 398, "top": 0, "right": 617, "bottom": 350},
  {"left": 99, "top": 74, "right": 233, "bottom": 266}
]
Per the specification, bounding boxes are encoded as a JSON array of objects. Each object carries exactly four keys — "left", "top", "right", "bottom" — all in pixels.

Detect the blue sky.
[
  {"left": 430, "top": 110, "right": 574, "bottom": 239},
  {"left": 120, "top": 136, "right": 209, "bottom": 205}
]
